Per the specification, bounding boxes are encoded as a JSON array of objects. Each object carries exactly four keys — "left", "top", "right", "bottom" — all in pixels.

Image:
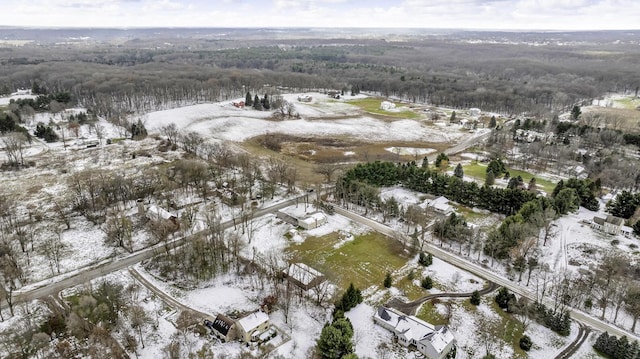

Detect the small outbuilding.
[
  {"left": 283, "top": 262, "right": 326, "bottom": 290},
  {"left": 209, "top": 314, "right": 237, "bottom": 342},
  {"left": 298, "top": 212, "right": 327, "bottom": 230}
]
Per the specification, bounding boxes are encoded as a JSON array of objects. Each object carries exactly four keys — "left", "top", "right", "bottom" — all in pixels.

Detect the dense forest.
[{"left": 1, "top": 28, "right": 639, "bottom": 117}]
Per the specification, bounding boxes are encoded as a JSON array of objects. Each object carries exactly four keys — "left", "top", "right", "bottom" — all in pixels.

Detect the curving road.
[{"left": 332, "top": 205, "right": 640, "bottom": 342}]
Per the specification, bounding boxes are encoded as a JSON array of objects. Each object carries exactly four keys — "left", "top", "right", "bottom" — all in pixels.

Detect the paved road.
[
  {"left": 332, "top": 205, "right": 640, "bottom": 341},
  {"left": 444, "top": 129, "right": 493, "bottom": 156},
  {"left": 2, "top": 196, "right": 305, "bottom": 310}
]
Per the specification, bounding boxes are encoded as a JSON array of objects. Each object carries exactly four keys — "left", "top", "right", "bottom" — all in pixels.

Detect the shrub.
[
  {"left": 519, "top": 335, "right": 533, "bottom": 351},
  {"left": 470, "top": 290, "right": 481, "bottom": 306},
  {"left": 419, "top": 252, "right": 433, "bottom": 266},
  {"left": 421, "top": 276, "right": 433, "bottom": 290},
  {"left": 383, "top": 272, "right": 392, "bottom": 288}
]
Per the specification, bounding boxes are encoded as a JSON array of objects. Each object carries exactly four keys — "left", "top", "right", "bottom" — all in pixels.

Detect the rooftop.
[{"left": 237, "top": 311, "right": 269, "bottom": 333}]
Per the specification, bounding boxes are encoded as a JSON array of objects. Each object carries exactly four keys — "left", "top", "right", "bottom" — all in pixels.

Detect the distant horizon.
[
  {"left": 1, "top": 25, "right": 638, "bottom": 33},
  {"left": 6, "top": 1, "right": 640, "bottom": 31}
]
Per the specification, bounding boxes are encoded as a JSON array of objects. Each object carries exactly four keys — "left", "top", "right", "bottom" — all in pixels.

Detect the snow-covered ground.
[{"left": 141, "top": 92, "right": 469, "bottom": 144}]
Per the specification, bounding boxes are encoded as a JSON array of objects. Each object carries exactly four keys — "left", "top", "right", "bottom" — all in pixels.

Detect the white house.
[
  {"left": 374, "top": 306, "right": 455, "bottom": 359},
  {"left": 592, "top": 215, "right": 625, "bottom": 235},
  {"left": 297, "top": 95, "right": 312, "bottom": 102},
  {"left": 426, "top": 196, "right": 454, "bottom": 216},
  {"left": 237, "top": 311, "right": 270, "bottom": 343},
  {"left": 298, "top": 212, "right": 327, "bottom": 230}
]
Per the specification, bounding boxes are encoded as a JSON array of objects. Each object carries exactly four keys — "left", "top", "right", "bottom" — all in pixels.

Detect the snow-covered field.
[{"left": 142, "top": 92, "right": 469, "bottom": 144}]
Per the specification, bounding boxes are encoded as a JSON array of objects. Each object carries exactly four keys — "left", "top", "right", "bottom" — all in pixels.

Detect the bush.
[
  {"left": 470, "top": 290, "right": 481, "bottom": 306},
  {"left": 519, "top": 335, "right": 533, "bottom": 351},
  {"left": 407, "top": 270, "right": 415, "bottom": 281},
  {"left": 419, "top": 252, "right": 433, "bottom": 266},
  {"left": 495, "top": 287, "right": 516, "bottom": 312},
  {"left": 383, "top": 272, "right": 392, "bottom": 288},
  {"left": 421, "top": 276, "right": 433, "bottom": 290}
]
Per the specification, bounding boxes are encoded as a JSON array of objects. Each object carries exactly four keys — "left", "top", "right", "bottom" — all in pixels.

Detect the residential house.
[
  {"left": 138, "top": 200, "right": 180, "bottom": 230},
  {"left": 209, "top": 314, "right": 236, "bottom": 342},
  {"left": 426, "top": 196, "right": 454, "bottom": 216},
  {"left": 297, "top": 95, "right": 312, "bottom": 102},
  {"left": 380, "top": 101, "right": 396, "bottom": 110},
  {"left": 232, "top": 101, "right": 245, "bottom": 108},
  {"left": 374, "top": 306, "right": 455, "bottom": 359},
  {"left": 237, "top": 311, "right": 270, "bottom": 343},
  {"left": 283, "top": 262, "right": 326, "bottom": 290},
  {"left": 298, "top": 212, "right": 328, "bottom": 230},
  {"left": 592, "top": 215, "right": 625, "bottom": 235},
  {"left": 622, "top": 225, "right": 634, "bottom": 238}
]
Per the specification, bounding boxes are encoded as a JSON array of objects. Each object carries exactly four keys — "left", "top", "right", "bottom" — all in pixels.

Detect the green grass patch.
[
  {"left": 455, "top": 205, "right": 490, "bottom": 222},
  {"left": 415, "top": 301, "right": 448, "bottom": 326},
  {"left": 286, "top": 231, "right": 410, "bottom": 292},
  {"left": 488, "top": 301, "right": 526, "bottom": 359},
  {"left": 346, "top": 97, "right": 422, "bottom": 119},
  {"left": 614, "top": 96, "right": 640, "bottom": 110},
  {"left": 394, "top": 275, "right": 432, "bottom": 301},
  {"left": 463, "top": 163, "right": 556, "bottom": 194}
]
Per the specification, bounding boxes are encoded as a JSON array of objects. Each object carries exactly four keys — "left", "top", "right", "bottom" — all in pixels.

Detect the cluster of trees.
[
  {"left": 495, "top": 287, "right": 570, "bottom": 336},
  {"left": 34, "top": 122, "right": 59, "bottom": 142},
  {"left": 552, "top": 178, "right": 600, "bottom": 211},
  {"left": 607, "top": 190, "right": 640, "bottom": 220},
  {"left": 336, "top": 160, "right": 539, "bottom": 218},
  {"left": 0, "top": 281, "right": 149, "bottom": 359},
  {"left": 594, "top": 332, "right": 640, "bottom": 359}
]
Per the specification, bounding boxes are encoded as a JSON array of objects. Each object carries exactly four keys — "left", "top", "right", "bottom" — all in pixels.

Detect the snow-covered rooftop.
[{"left": 237, "top": 311, "right": 269, "bottom": 333}]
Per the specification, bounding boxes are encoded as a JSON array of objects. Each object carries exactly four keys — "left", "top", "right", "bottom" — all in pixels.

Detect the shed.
[
  {"left": 298, "top": 212, "right": 327, "bottom": 230},
  {"left": 283, "top": 263, "right": 326, "bottom": 290},
  {"left": 209, "top": 314, "right": 236, "bottom": 342}
]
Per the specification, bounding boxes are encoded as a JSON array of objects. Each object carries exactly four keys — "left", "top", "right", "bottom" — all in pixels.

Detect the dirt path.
[{"left": 386, "top": 281, "right": 499, "bottom": 315}]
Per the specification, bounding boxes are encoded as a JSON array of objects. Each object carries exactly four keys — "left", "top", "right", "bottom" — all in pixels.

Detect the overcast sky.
[{"left": 6, "top": 0, "right": 640, "bottom": 30}]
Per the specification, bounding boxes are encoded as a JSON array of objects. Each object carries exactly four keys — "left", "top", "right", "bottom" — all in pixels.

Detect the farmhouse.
[
  {"left": 283, "top": 262, "right": 326, "bottom": 290},
  {"left": 209, "top": 314, "right": 236, "bottom": 342},
  {"left": 592, "top": 215, "right": 625, "bottom": 235},
  {"left": 237, "top": 311, "right": 270, "bottom": 343},
  {"left": 374, "top": 306, "right": 455, "bottom": 359},
  {"left": 298, "top": 212, "right": 327, "bottom": 230}
]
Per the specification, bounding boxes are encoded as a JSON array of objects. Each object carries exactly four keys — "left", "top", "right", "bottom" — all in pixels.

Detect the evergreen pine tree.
[
  {"left": 454, "top": 163, "right": 464, "bottom": 179},
  {"left": 485, "top": 170, "right": 495, "bottom": 186},
  {"left": 421, "top": 276, "right": 433, "bottom": 289},
  {"left": 489, "top": 115, "right": 497, "bottom": 128},
  {"left": 383, "top": 272, "right": 392, "bottom": 288},
  {"left": 245, "top": 91, "right": 253, "bottom": 106},
  {"left": 470, "top": 290, "right": 481, "bottom": 305},
  {"left": 262, "top": 94, "right": 270, "bottom": 110},
  {"left": 450, "top": 111, "right": 457, "bottom": 123},
  {"left": 421, "top": 156, "right": 429, "bottom": 169},
  {"left": 253, "top": 94, "right": 262, "bottom": 110}
]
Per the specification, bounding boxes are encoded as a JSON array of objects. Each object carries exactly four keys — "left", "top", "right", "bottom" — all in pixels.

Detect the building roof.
[
  {"left": 299, "top": 212, "right": 327, "bottom": 226},
  {"left": 147, "top": 205, "right": 176, "bottom": 220},
  {"left": 237, "top": 311, "right": 269, "bottom": 333},
  {"left": 285, "top": 263, "right": 324, "bottom": 287},
  {"left": 606, "top": 215, "right": 624, "bottom": 226},
  {"left": 593, "top": 216, "right": 605, "bottom": 225},
  {"left": 375, "top": 306, "right": 454, "bottom": 355},
  {"left": 212, "top": 314, "right": 234, "bottom": 336},
  {"left": 428, "top": 196, "right": 453, "bottom": 213}
]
